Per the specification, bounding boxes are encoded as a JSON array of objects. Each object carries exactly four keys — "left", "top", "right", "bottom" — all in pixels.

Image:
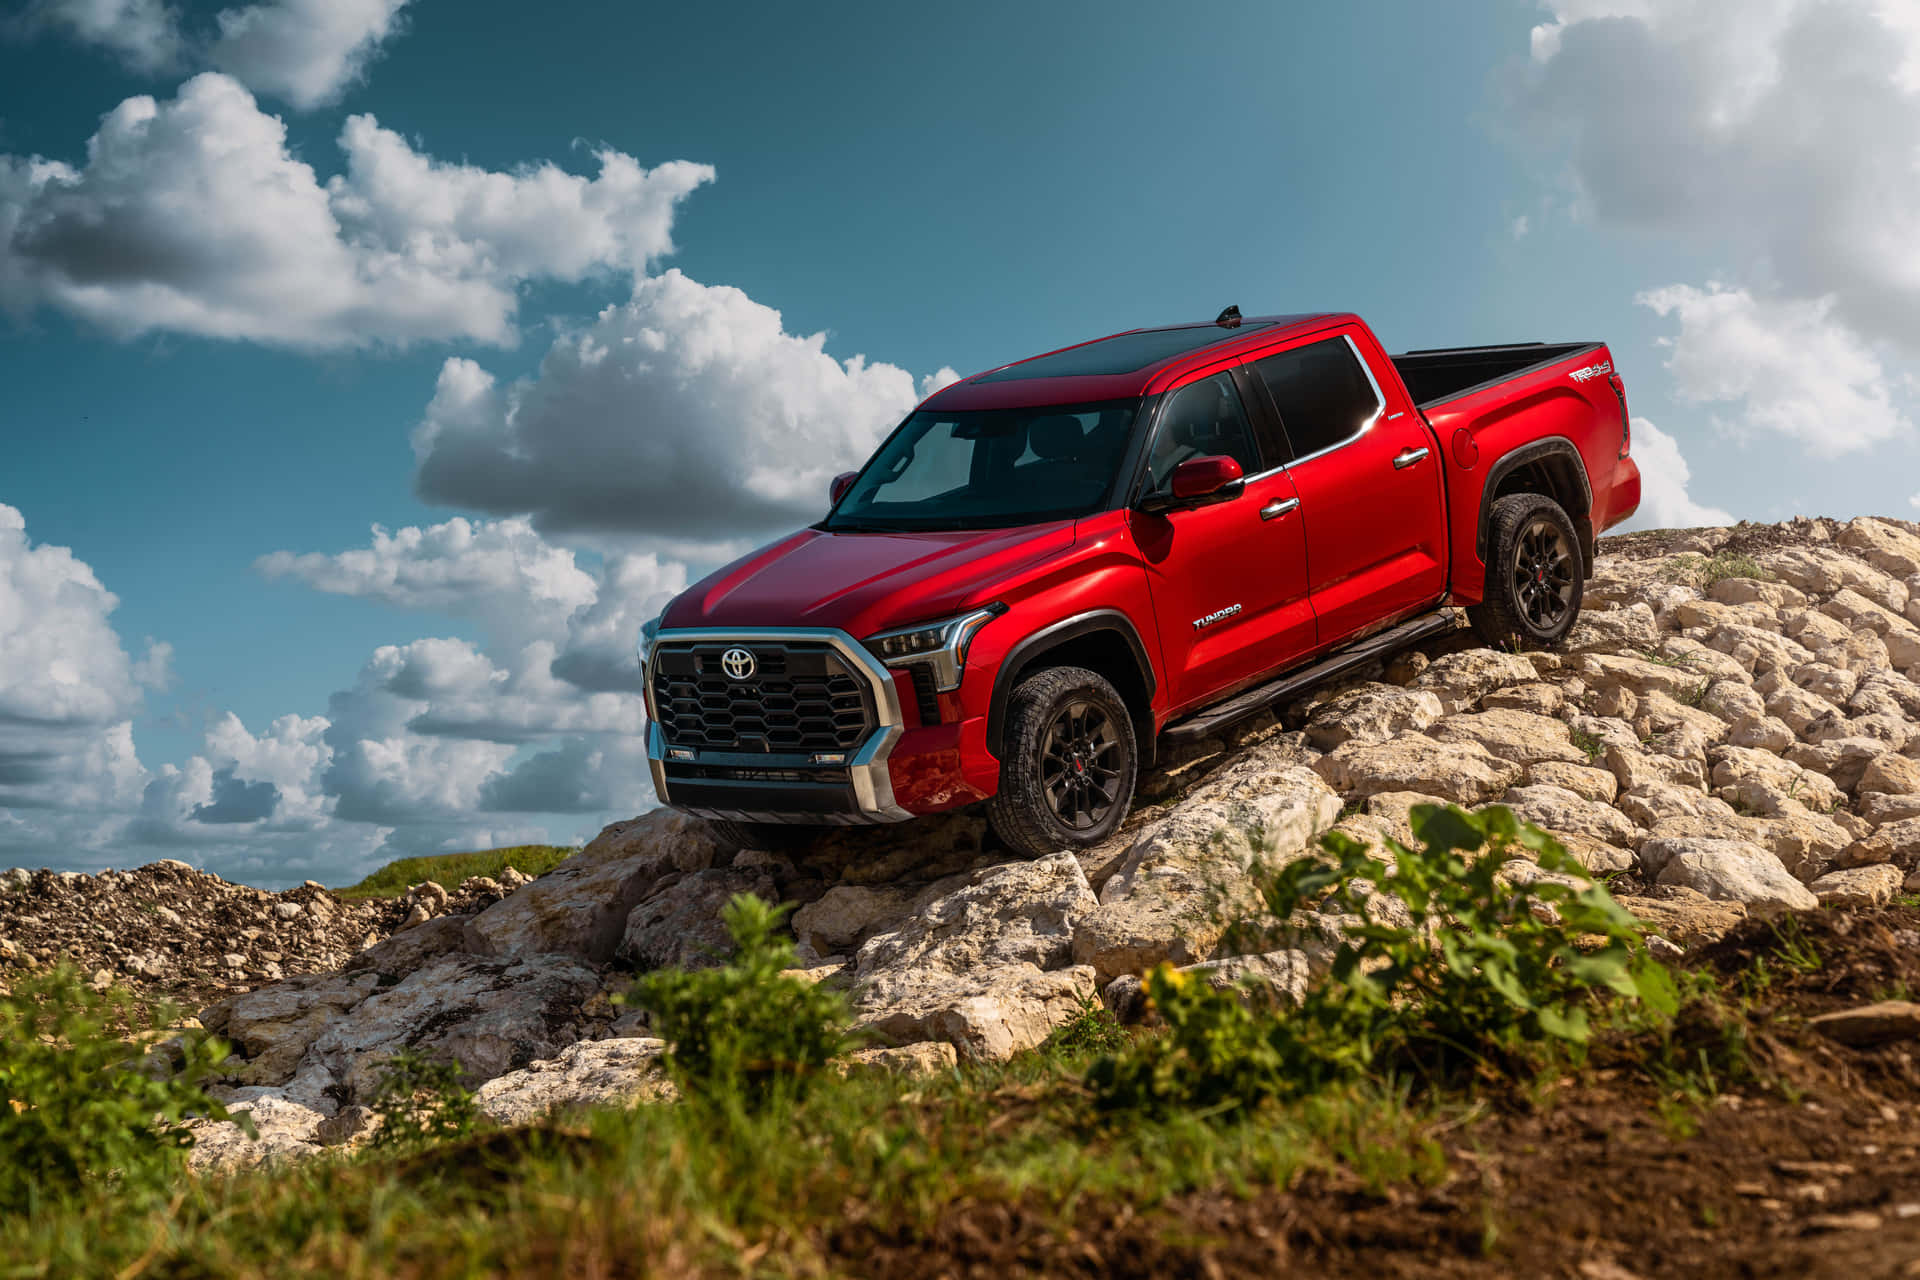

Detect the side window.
[
  {"left": 1253, "top": 336, "right": 1383, "bottom": 460},
  {"left": 1141, "top": 372, "right": 1262, "bottom": 499}
]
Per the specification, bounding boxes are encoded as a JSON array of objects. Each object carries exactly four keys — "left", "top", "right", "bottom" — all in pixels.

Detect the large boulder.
[
  {"left": 1429, "top": 708, "right": 1588, "bottom": 766},
  {"left": 853, "top": 963, "right": 1097, "bottom": 1061},
  {"left": 474, "top": 1037, "right": 670, "bottom": 1126},
  {"left": 1313, "top": 734, "right": 1521, "bottom": 805},
  {"left": 1412, "top": 649, "right": 1538, "bottom": 711},
  {"left": 202, "top": 971, "right": 384, "bottom": 1087},
  {"left": 464, "top": 812, "right": 723, "bottom": 963},
  {"left": 619, "top": 866, "right": 779, "bottom": 972},
  {"left": 304, "top": 953, "right": 606, "bottom": 1102},
  {"left": 1836, "top": 518, "right": 1920, "bottom": 579},
  {"left": 1301, "top": 682, "right": 1443, "bottom": 749},
  {"left": 1075, "top": 749, "right": 1340, "bottom": 985},
  {"left": 1646, "top": 838, "right": 1819, "bottom": 914}
]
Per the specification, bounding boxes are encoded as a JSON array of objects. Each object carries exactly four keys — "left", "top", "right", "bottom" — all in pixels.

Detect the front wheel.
[
  {"left": 987, "top": 666, "right": 1138, "bottom": 858},
  {"left": 1468, "top": 492, "right": 1586, "bottom": 649}
]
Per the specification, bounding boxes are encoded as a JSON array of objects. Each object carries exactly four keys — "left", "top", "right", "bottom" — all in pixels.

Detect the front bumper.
[{"left": 644, "top": 626, "right": 914, "bottom": 825}]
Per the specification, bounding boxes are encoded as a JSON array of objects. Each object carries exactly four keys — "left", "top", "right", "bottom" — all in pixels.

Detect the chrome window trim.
[
  {"left": 644, "top": 626, "right": 912, "bottom": 823},
  {"left": 1261, "top": 332, "right": 1388, "bottom": 472}
]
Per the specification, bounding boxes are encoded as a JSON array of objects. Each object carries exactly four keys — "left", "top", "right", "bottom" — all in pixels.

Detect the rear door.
[
  {"left": 1125, "top": 369, "right": 1315, "bottom": 713},
  {"left": 1246, "top": 330, "right": 1448, "bottom": 647}
]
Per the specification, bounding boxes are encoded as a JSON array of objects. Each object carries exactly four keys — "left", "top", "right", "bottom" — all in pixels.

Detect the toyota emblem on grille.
[{"left": 720, "top": 647, "right": 757, "bottom": 681}]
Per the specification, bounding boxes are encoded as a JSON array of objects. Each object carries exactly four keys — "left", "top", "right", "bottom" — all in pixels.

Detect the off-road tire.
[
  {"left": 1468, "top": 492, "right": 1586, "bottom": 649},
  {"left": 708, "top": 820, "right": 820, "bottom": 854},
  {"left": 987, "top": 665, "right": 1138, "bottom": 859}
]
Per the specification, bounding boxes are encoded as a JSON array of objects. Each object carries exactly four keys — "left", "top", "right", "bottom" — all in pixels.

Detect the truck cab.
[{"left": 640, "top": 311, "right": 1641, "bottom": 856}]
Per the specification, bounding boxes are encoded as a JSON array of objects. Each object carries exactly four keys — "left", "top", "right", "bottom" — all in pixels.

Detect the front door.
[
  {"left": 1247, "top": 332, "right": 1448, "bottom": 646},
  {"left": 1126, "top": 369, "right": 1316, "bottom": 714}
]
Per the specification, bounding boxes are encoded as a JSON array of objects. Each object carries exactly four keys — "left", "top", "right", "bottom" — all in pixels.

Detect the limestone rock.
[
  {"left": 1616, "top": 886, "right": 1747, "bottom": 947},
  {"left": 1412, "top": 649, "right": 1539, "bottom": 712},
  {"left": 1837, "top": 518, "right": 1920, "bottom": 578},
  {"left": 1481, "top": 683, "right": 1566, "bottom": 717},
  {"left": 1807, "top": 864, "right": 1904, "bottom": 908},
  {"left": 305, "top": 953, "right": 605, "bottom": 1102},
  {"left": 1835, "top": 816, "right": 1920, "bottom": 870},
  {"left": 1727, "top": 713, "right": 1796, "bottom": 752},
  {"left": 1859, "top": 752, "right": 1920, "bottom": 796},
  {"left": 859, "top": 853, "right": 1093, "bottom": 978},
  {"left": 619, "top": 866, "right": 779, "bottom": 972},
  {"left": 1497, "top": 784, "right": 1641, "bottom": 847},
  {"left": 854, "top": 963, "right": 1096, "bottom": 1061},
  {"left": 1301, "top": 682, "right": 1443, "bottom": 749},
  {"left": 1181, "top": 950, "right": 1312, "bottom": 1007},
  {"left": 1566, "top": 603, "right": 1659, "bottom": 653},
  {"left": 1076, "top": 751, "right": 1338, "bottom": 984},
  {"left": 464, "top": 811, "right": 722, "bottom": 963},
  {"left": 202, "top": 971, "right": 384, "bottom": 1086},
  {"left": 792, "top": 884, "right": 916, "bottom": 959},
  {"left": 1526, "top": 761, "right": 1618, "bottom": 804},
  {"left": 844, "top": 1041, "right": 960, "bottom": 1077},
  {"left": 474, "top": 1037, "right": 669, "bottom": 1126},
  {"left": 1648, "top": 839, "right": 1820, "bottom": 914},
  {"left": 1605, "top": 743, "right": 1707, "bottom": 794},
  {"left": 1313, "top": 734, "right": 1521, "bottom": 805},
  {"left": 187, "top": 1094, "right": 326, "bottom": 1172},
  {"left": 1807, "top": 1001, "right": 1920, "bottom": 1047},
  {"left": 1429, "top": 708, "right": 1588, "bottom": 766},
  {"left": 1861, "top": 792, "right": 1920, "bottom": 826}
]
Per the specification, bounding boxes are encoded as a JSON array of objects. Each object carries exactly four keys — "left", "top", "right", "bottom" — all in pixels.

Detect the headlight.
[
  {"left": 863, "top": 604, "right": 1006, "bottom": 692},
  {"left": 636, "top": 614, "right": 663, "bottom": 670}
]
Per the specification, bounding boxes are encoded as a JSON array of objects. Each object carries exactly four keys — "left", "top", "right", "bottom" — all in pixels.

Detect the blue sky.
[{"left": 2, "top": 0, "right": 1916, "bottom": 886}]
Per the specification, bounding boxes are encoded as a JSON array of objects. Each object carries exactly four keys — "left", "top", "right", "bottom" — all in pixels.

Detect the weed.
[
  {"left": 369, "top": 1049, "right": 478, "bottom": 1149},
  {"left": 1768, "top": 917, "right": 1823, "bottom": 975},
  {"left": 1041, "top": 997, "right": 1130, "bottom": 1057},
  {"left": 1089, "top": 805, "right": 1677, "bottom": 1116},
  {"left": 1680, "top": 681, "right": 1710, "bottom": 709},
  {"left": 1633, "top": 647, "right": 1698, "bottom": 669},
  {"left": 630, "top": 894, "right": 854, "bottom": 1112},
  {"left": 0, "top": 966, "right": 249, "bottom": 1212},
  {"left": 1662, "top": 552, "right": 1773, "bottom": 588},
  {"left": 1569, "top": 729, "right": 1606, "bottom": 764}
]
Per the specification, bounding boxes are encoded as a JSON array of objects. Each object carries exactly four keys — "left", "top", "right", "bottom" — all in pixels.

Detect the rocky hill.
[{"left": 9, "top": 514, "right": 1920, "bottom": 1171}]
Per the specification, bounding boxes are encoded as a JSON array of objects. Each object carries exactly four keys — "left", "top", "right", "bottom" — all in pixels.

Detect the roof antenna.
[{"left": 1215, "top": 305, "right": 1242, "bottom": 328}]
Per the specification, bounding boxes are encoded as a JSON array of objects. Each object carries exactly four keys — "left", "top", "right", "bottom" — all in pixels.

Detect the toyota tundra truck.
[{"left": 639, "top": 309, "right": 1641, "bottom": 856}]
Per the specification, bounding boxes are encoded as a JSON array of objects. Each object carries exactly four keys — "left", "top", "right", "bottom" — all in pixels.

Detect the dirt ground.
[{"left": 828, "top": 907, "right": 1920, "bottom": 1279}]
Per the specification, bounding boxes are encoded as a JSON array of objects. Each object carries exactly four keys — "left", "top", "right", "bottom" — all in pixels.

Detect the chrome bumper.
[{"left": 643, "top": 626, "right": 912, "bottom": 825}]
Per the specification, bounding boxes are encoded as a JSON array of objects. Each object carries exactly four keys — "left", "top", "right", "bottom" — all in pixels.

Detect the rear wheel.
[
  {"left": 1468, "top": 492, "right": 1585, "bottom": 649},
  {"left": 987, "top": 665, "right": 1138, "bottom": 858}
]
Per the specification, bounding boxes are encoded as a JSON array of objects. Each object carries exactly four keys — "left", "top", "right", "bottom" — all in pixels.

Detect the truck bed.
[{"left": 1390, "top": 341, "right": 1600, "bottom": 409}]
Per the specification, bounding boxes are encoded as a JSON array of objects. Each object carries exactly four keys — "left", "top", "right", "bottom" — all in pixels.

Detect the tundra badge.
[{"left": 1192, "top": 604, "right": 1243, "bottom": 630}]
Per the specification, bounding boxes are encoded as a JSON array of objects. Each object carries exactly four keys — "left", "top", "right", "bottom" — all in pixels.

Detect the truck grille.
[{"left": 651, "top": 642, "right": 874, "bottom": 754}]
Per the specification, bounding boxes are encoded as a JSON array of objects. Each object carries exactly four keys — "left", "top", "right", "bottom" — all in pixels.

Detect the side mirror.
[
  {"left": 1136, "top": 454, "right": 1247, "bottom": 515},
  {"left": 829, "top": 471, "right": 859, "bottom": 505}
]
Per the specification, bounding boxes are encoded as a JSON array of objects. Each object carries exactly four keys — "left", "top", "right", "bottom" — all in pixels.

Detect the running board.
[{"left": 1162, "top": 611, "right": 1462, "bottom": 744}]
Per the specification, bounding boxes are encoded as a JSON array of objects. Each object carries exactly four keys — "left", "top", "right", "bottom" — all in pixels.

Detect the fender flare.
[
  {"left": 1476, "top": 436, "right": 1594, "bottom": 567},
  {"left": 985, "top": 610, "right": 1158, "bottom": 763}
]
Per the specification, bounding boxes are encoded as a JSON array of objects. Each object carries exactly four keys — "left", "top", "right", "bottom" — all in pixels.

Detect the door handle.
[
  {"left": 1259, "top": 497, "right": 1299, "bottom": 521},
  {"left": 1393, "top": 447, "right": 1430, "bottom": 470}
]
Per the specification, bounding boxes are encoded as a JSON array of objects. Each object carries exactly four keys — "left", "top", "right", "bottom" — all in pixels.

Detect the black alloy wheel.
[
  {"left": 988, "top": 665, "right": 1138, "bottom": 858},
  {"left": 1512, "top": 516, "right": 1577, "bottom": 632},
  {"left": 1039, "top": 699, "right": 1124, "bottom": 831},
  {"left": 1468, "top": 491, "right": 1587, "bottom": 648}
]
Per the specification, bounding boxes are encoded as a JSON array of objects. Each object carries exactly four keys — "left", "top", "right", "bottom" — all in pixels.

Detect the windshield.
[{"left": 825, "top": 400, "right": 1142, "bottom": 531}]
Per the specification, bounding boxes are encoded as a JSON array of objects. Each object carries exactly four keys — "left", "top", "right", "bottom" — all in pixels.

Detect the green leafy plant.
[
  {"left": 370, "top": 1048, "right": 479, "bottom": 1149},
  {"left": 630, "top": 894, "right": 854, "bottom": 1111},
  {"left": 1090, "top": 805, "right": 1678, "bottom": 1116},
  {"left": 0, "top": 966, "right": 248, "bottom": 1212},
  {"left": 1569, "top": 728, "right": 1607, "bottom": 764},
  {"left": 1039, "top": 996, "right": 1129, "bottom": 1057},
  {"left": 1662, "top": 551, "right": 1772, "bottom": 588}
]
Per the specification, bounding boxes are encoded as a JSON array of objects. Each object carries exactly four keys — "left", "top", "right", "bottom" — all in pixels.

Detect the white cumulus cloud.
[
  {"left": 17, "top": 0, "right": 409, "bottom": 108},
  {"left": 209, "top": 0, "right": 407, "bottom": 110},
  {"left": 1618, "top": 417, "right": 1734, "bottom": 531},
  {"left": 412, "top": 268, "right": 950, "bottom": 540},
  {"left": 1636, "top": 284, "right": 1911, "bottom": 455},
  {"left": 0, "top": 74, "right": 713, "bottom": 349}
]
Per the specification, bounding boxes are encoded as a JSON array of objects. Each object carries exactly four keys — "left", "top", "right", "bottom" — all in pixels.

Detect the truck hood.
[{"left": 663, "top": 522, "right": 1079, "bottom": 637}]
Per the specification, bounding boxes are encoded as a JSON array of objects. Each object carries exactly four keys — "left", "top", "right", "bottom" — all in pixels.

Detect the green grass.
[
  {"left": 333, "top": 845, "right": 574, "bottom": 899},
  {"left": 0, "top": 1043, "right": 1449, "bottom": 1278}
]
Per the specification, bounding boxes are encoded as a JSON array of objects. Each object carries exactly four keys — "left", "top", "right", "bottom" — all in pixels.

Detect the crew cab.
[{"left": 639, "top": 310, "right": 1641, "bottom": 856}]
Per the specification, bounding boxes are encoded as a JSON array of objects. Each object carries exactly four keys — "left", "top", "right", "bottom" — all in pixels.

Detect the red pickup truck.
[{"left": 640, "top": 310, "right": 1641, "bottom": 855}]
